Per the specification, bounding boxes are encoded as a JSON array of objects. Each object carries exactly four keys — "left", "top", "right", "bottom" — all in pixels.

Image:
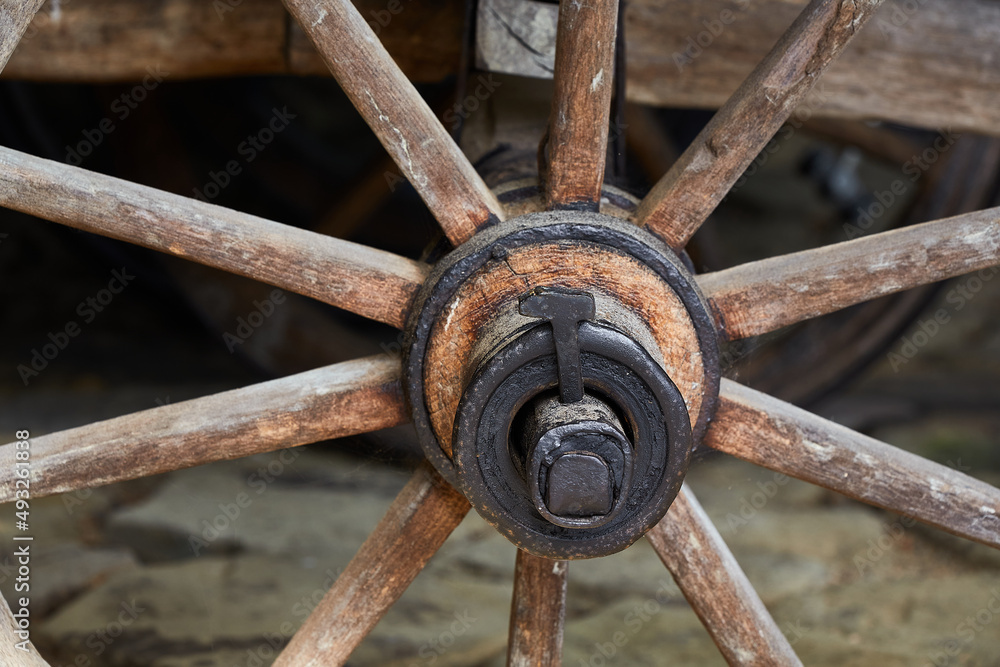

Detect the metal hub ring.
[
  {"left": 454, "top": 322, "right": 692, "bottom": 558},
  {"left": 403, "top": 211, "right": 721, "bottom": 557}
]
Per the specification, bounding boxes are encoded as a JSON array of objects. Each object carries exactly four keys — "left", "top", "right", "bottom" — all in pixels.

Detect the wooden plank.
[
  {"left": 285, "top": 0, "right": 464, "bottom": 82},
  {"left": 647, "top": 486, "right": 802, "bottom": 666},
  {"left": 544, "top": 0, "right": 618, "bottom": 209},
  {"left": 5, "top": 0, "right": 286, "bottom": 81},
  {"left": 4, "top": 0, "right": 1000, "bottom": 137},
  {"left": 0, "top": 596, "right": 49, "bottom": 666},
  {"left": 0, "top": 146, "right": 428, "bottom": 328},
  {"left": 2, "top": 0, "right": 462, "bottom": 83},
  {"left": 706, "top": 380, "right": 1000, "bottom": 549},
  {"left": 282, "top": 0, "right": 504, "bottom": 246},
  {"left": 507, "top": 552, "right": 567, "bottom": 667},
  {"left": 476, "top": 0, "right": 555, "bottom": 79},
  {"left": 0, "top": 356, "right": 406, "bottom": 502},
  {"left": 697, "top": 207, "right": 1000, "bottom": 341},
  {"left": 273, "top": 462, "right": 470, "bottom": 666},
  {"left": 0, "top": 0, "right": 44, "bottom": 73},
  {"left": 634, "top": 0, "right": 886, "bottom": 249},
  {"left": 625, "top": 0, "right": 1000, "bottom": 136},
  {"left": 477, "top": 0, "right": 1000, "bottom": 137}
]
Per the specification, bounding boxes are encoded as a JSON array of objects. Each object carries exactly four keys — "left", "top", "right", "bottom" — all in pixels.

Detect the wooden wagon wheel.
[{"left": 2, "top": 0, "right": 1000, "bottom": 664}]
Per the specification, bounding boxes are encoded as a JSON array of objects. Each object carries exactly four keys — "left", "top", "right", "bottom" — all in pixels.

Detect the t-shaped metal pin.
[{"left": 518, "top": 287, "right": 596, "bottom": 404}]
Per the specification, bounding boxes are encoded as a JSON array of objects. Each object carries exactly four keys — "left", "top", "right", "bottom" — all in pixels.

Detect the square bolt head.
[{"left": 545, "top": 452, "right": 613, "bottom": 517}]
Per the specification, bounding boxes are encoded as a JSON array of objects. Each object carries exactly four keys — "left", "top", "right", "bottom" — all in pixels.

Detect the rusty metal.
[
  {"left": 402, "top": 211, "right": 721, "bottom": 557},
  {"left": 518, "top": 287, "right": 596, "bottom": 403},
  {"left": 520, "top": 393, "right": 633, "bottom": 528},
  {"left": 454, "top": 320, "right": 692, "bottom": 558}
]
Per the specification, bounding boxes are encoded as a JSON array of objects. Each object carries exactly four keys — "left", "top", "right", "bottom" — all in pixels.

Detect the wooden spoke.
[
  {"left": 707, "top": 380, "right": 1000, "bottom": 549},
  {"left": 281, "top": 0, "right": 504, "bottom": 247},
  {"left": 698, "top": 207, "right": 1000, "bottom": 340},
  {"left": 0, "top": 0, "right": 45, "bottom": 73},
  {"left": 647, "top": 486, "right": 802, "bottom": 666},
  {"left": 544, "top": 0, "right": 618, "bottom": 209},
  {"left": 634, "top": 0, "right": 885, "bottom": 249},
  {"left": 274, "top": 462, "right": 470, "bottom": 666},
  {"left": 0, "top": 356, "right": 405, "bottom": 503},
  {"left": 507, "top": 551, "right": 568, "bottom": 667},
  {"left": 0, "top": 146, "right": 427, "bottom": 328}
]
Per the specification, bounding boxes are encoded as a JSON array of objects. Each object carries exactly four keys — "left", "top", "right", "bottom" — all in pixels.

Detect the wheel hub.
[{"left": 404, "top": 211, "right": 720, "bottom": 558}]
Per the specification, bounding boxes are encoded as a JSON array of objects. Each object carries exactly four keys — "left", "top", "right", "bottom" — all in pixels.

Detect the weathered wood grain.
[
  {"left": 423, "top": 240, "right": 706, "bottom": 455},
  {"left": 273, "top": 462, "right": 470, "bottom": 666},
  {"left": 544, "top": 0, "right": 618, "bottom": 209},
  {"left": 707, "top": 380, "right": 1000, "bottom": 549},
  {"left": 0, "top": 146, "right": 428, "bottom": 328},
  {"left": 0, "top": 0, "right": 44, "bottom": 73},
  {"left": 0, "top": 356, "right": 406, "bottom": 502},
  {"left": 624, "top": 0, "right": 1000, "bottom": 137},
  {"left": 634, "top": 0, "right": 886, "bottom": 249},
  {"left": 476, "top": 0, "right": 555, "bottom": 78},
  {"left": 282, "top": 0, "right": 504, "bottom": 246},
  {"left": 285, "top": 0, "right": 464, "bottom": 82},
  {"left": 698, "top": 207, "right": 1000, "bottom": 341},
  {"left": 2, "top": 0, "right": 462, "bottom": 83},
  {"left": 647, "top": 486, "right": 802, "bottom": 666},
  {"left": 479, "top": 0, "right": 1000, "bottom": 137},
  {"left": 507, "top": 551, "right": 567, "bottom": 667},
  {"left": 5, "top": 0, "right": 1000, "bottom": 137},
  {"left": 0, "top": 596, "right": 49, "bottom": 666}
]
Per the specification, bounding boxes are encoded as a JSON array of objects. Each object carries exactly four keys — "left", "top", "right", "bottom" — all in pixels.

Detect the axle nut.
[
  {"left": 523, "top": 394, "right": 633, "bottom": 529},
  {"left": 545, "top": 452, "right": 613, "bottom": 518}
]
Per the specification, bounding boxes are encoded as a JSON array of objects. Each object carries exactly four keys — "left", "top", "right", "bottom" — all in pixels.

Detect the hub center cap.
[{"left": 404, "top": 212, "right": 720, "bottom": 558}]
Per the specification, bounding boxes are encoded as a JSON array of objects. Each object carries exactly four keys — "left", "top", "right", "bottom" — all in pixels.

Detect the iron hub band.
[{"left": 403, "top": 211, "right": 721, "bottom": 558}]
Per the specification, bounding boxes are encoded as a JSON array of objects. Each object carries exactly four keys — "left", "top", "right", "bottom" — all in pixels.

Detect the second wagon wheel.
[{"left": 2, "top": 0, "right": 1000, "bottom": 664}]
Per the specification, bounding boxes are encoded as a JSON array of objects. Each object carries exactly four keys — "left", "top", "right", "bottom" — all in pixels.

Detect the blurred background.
[{"left": 1, "top": 0, "right": 1000, "bottom": 664}]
